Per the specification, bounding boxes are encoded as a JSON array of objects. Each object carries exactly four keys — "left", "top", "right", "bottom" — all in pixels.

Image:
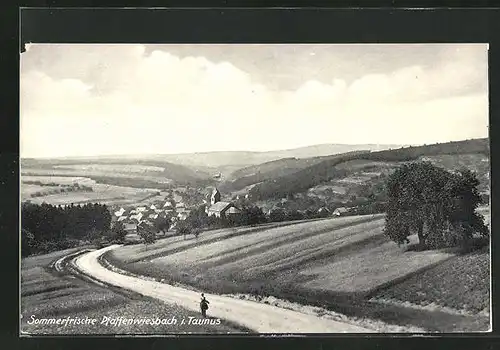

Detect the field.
[
  {"left": 419, "top": 153, "right": 490, "bottom": 193},
  {"left": 21, "top": 157, "right": 212, "bottom": 186},
  {"left": 372, "top": 247, "right": 490, "bottom": 315},
  {"left": 108, "top": 215, "right": 452, "bottom": 296},
  {"left": 21, "top": 248, "right": 248, "bottom": 334},
  {"left": 22, "top": 175, "right": 97, "bottom": 185},
  {"left": 21, "top": 175, "right": 161, "bottom": 206},
  {"left": 22, "top": 168, "right": 173, "bottom": 184},
  {"left": 53, "top": 164, "right": 166, "bottom": 173},
  {"left": 106, "top": 212, "right": 491, "bottom": 331}
]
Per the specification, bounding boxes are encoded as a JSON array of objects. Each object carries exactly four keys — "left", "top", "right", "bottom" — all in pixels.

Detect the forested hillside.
[{"left": 249, "top": 139, "right": 489, "bottom": 201}]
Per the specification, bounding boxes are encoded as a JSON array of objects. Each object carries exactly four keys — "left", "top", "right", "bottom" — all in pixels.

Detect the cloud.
[{"left": 20, "top": 44, "right": 488, "bottom": 158}]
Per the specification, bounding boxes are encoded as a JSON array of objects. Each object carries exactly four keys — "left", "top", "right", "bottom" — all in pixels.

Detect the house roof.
[
  {"left": 207, "top": 201, "right": 232, "bottom": 213},
  {"left": 334, "top": 207, "right": 348, "bottom": 213},
  {"left": 226, "top": 206, "right": 241, "bottom": 214},
  {"left": 117, "top": 216, "right": 128, "bottom": 222},
  {"left": 114, "top": 207, "right": 126, "bottom": 216},
  {"left": 130, "top": 213, "right": 143, "bottom": 221}
]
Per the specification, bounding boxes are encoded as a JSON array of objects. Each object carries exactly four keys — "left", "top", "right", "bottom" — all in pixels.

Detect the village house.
[
  {"left": 176, "top": 202, "right": 186, "bottom": 211},
  {"left": 117, "top": 216, "right": 128, "bottom": 223},
  {"left": 148, "top": 213, "right": 159, "bottom": 220},
  {"left": 129, "top": 212, "right": 143, "bottom": 222},
  {"left": 177, "top": 212, "right": 189, "bottom": 221},
  {"left": 114, "top": 207, "right": 126, "bottom": 217},
  {"left": 205, "top": 187, "right": 241, "bottom": 218},
  {"left": 333, "top": 207, "right": 349, "bottom": 216},
  {"left": 124, "top": 222, "right": 138, "bottom": 233},
  {"left": 318, "top": 207, "right": 331, "bottom": 215}
]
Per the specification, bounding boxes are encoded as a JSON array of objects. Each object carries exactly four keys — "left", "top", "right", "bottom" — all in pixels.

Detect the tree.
[
  {"left": 384, "top": 162, "right": 488, "bottom": 249},
  {"left": 286, "top": 210, "right": 304, "bottom": 221},
  {"left": 192, "top": 227, "right": 202, "bottom": 239},
  {"left": 269, "top": 209, "right": 287, "bottom": 222},
  {"left": 87, "top": 227, "right": 104, "bottom": 247},
  {"left": 110, "top": 221, "right": 127, "bottom": 243},
  {"left": 176, "top": 221, "right": 192, "bottom": 240},
  {"left": 21, "top": 228, "right": 36, "bottom": 257},
  {"left": 138, "top": 223, "right": 156, "bottom": 249},
  {"left": 154, "top": 216, "right": 171, "bottom": 234},
  {"left": 241, "top": 206, "right": 267, "bottom": 226},
  {"left": 186, "top": 206, "right": 209, "bottom": 229}
]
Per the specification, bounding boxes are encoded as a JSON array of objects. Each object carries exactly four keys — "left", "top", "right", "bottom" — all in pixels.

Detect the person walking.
[{"left": 200, "top": 293, "right": 210, "bottom": 318}]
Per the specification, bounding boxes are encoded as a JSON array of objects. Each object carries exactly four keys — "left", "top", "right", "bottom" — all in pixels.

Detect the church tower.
[{"left": 211, "top": 187, "right": 221, "bottom": 205}]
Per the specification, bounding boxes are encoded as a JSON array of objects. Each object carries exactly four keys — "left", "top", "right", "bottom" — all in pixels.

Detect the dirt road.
[{"left": 73, "top": 245, "right": 374, "bottom": 333}]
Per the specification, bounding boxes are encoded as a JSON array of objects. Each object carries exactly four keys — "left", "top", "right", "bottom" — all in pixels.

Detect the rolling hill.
[
  {"left": 221, "top": 151, "right": 371, "bottom": 192},
  {"left": 247, "top": 138, "right": 490, "bottom": 201},
  {"left": 20, "top": 157, "right": 214, "bottom": 187},
  {"left": 106, "top": 212, "right": 490, "bottom": 332},
  {"left": 150, "top": 143, "right": 406, "bottom": 169}
]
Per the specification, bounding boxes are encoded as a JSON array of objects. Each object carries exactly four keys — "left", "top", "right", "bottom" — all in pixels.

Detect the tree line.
[
  {"left": 29, "top": 182, "right": 94, "bottom": 197},
  {"left": 174, "top": 203, "right": 339, "bottom": 240},
  {"left": 21, "top": 202, "right": 112, "bottom": 257}
]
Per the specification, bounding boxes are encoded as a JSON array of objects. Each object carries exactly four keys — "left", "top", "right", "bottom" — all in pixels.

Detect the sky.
[{"left": 20, "top": 44, "right": 489, "bottom": 158}]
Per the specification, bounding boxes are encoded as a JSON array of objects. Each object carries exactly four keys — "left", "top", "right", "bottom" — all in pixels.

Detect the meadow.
[
  {"left": 21, "top": 175, "right": 161, "bottom": 206},
  {"left": 53, "top": 164, "right": 166, "bottom": 173},
  {"left": 372, "top": 246, "right": 490, "bottom": 315},
  {"left": 106, "top": 212, "right": 490, "bottom": 331},
  {"left": 21, "top": 248, "right": 249, "bottom": 334}
]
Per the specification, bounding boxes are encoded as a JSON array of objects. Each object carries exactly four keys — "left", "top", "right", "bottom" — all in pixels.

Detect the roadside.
[
  {"left": 20, "top": 249, "right": 250, "bottom": 334},
  {"left": 74, "top": 246, "right": 374, "bottom": 333}
]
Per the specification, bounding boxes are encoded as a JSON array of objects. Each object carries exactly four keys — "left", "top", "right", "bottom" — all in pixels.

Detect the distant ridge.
[
  {"left": 147, "top": 143, "right": 408, "bottom": 168},
  {"left": 21, "top": 143, "right": 408, "bottom": 163}
]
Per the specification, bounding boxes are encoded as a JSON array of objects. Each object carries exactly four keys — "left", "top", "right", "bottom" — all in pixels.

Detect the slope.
[{"left": 249, "top": 138, "right": 489, "bottom": 201}]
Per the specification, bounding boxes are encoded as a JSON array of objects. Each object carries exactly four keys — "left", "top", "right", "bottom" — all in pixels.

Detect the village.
[{"left": 109, "top": 186, "right": 352, "bottom": 238}]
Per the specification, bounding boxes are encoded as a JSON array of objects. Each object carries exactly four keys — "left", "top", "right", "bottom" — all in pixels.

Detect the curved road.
[{"left": 73, "top": 245, "right": 373, "bottom": 333}]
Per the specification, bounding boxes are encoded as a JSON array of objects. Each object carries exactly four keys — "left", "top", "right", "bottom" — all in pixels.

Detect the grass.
[
  {"left": 111, "top": 214, "right": 382, "bottom": 264},
  {"left": 107, "top": 212, "right": 490, "bottom": 332},
  {"left": 53, "top": 164, "right": 166, "bottom": 173},
  {"left": 21, "top": 174, "right": 160, "bottom": 206},
  {"left": 109, "top": 214, "right": 447, "bottom": 296},
  {"left": 21, "top": 249, "right": 250, "bottom": 334},
  {"left": 22, "top": 175, "right": 97, "bottom": 185},
  {"left": 373, "top": 247, "right": 490, "bottom": 315}
]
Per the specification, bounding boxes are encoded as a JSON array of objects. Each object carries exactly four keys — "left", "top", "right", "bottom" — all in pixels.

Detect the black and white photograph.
[{"left": 20, "top": 43, "right": 490, "bottom": 334}]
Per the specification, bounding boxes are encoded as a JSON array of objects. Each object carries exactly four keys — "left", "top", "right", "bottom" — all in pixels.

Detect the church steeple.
[{"left": 211, "top": 187, "right": 221, "bottom": 205}]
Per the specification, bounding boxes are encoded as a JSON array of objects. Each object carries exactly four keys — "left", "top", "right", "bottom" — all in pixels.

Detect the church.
[{"left": 205, "top": 187, "right": 241, "bottom": 218}]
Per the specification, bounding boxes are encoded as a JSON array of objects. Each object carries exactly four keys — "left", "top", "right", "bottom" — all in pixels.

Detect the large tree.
[
  {"left": 154, "top": 216, "right": 171, "bottom": 234},
  {"left": 109, "top": 221, "right": 127, "bottom": 243},
  {"left": 138, "top": 222, "right": 156, "bottom": 249},
  {"left": 384, "top": 162, "right": 488, "bottom": 248}
]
